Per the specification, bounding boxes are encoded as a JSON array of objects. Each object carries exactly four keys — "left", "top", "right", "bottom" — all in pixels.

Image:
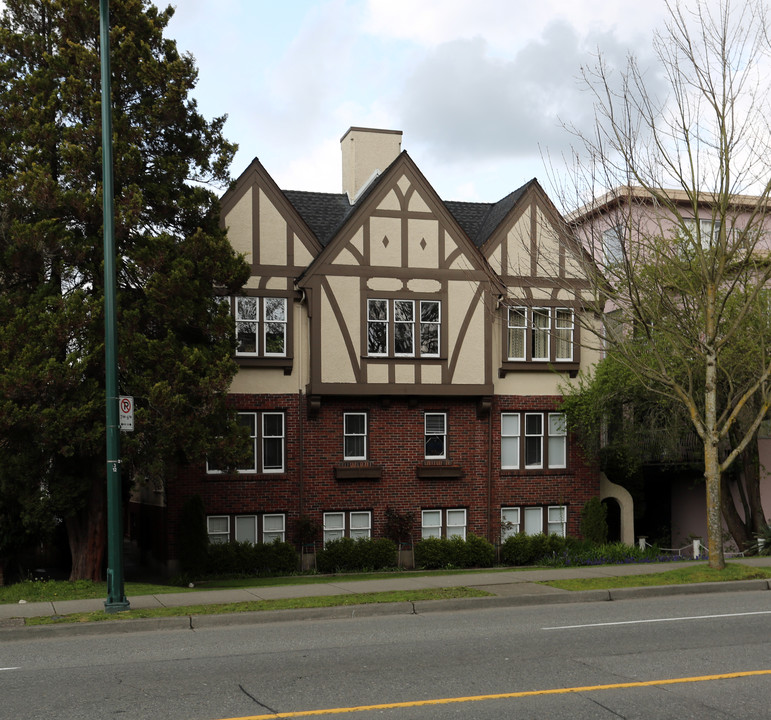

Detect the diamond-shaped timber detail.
[
  {"left": 382, "top": 235, "right": 389, "bottom": 248},
  {"left": 420, "top": 237, "right": 427, "bottom": 250}
]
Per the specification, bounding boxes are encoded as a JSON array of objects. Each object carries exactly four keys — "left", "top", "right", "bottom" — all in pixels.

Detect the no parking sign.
[{"left": 119, "top": 396, "right": 134, "bottom": 431}]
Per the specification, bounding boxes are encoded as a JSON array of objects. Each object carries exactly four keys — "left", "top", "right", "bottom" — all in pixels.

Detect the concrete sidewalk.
[{"left": 2, "top": 556, "right": 770, "bottom": 631}]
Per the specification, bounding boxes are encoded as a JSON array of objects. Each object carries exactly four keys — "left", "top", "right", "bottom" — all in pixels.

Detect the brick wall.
[{"left": 166, "top": 392, "right": 599, "bottom": 561}]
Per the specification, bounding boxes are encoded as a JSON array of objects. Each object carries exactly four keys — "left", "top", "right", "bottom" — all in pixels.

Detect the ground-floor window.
[
  {"left": 500, "top": 505, "right": 567, "bottom": 539},
  {"left": 206, "top": 513, "right": 286, "bottom": 544},
  {"left": 323, "top": 510, "right": 372, "bottom": 544},
  {"left": 421, "top": 508, "right": 467, "bottom": 540}
]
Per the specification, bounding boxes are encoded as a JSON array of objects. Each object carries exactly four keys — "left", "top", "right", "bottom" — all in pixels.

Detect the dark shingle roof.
[
  {"left": 282, "top": 190, "right": 352, "bottom": 247},
  {"left": 283, "top": 179, "right": 535, "bottom": 249},
  {"left": 445, "top": 180, "right": 534, "bottom": 247}
]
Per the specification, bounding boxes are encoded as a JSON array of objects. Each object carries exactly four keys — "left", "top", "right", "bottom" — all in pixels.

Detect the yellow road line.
[{"left": 218, "top": 669, "right": 771, "bottom": 719}]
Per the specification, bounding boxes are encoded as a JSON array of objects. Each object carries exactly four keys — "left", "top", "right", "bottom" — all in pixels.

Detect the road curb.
[{"left": 1, "top": 579, "right": 769, "bottom": 640}]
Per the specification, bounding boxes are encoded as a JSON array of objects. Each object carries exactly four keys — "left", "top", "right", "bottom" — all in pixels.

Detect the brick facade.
[{"left": 166, "top": 391, "right": 599, "bottom": 560}]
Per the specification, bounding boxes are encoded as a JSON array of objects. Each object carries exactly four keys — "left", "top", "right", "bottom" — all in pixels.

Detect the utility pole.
[{"left": 100, "top": 0, "right": 130, "bottom": 613}]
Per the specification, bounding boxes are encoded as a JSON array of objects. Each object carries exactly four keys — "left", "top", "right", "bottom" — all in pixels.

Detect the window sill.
[
  {"left": 236, "top": 356, "right": 293, "bottom": 375},
  {"left": 334, "top": 464, "right": 382, "bottom": 480},
  {"left": 499, "top": 361, "right": 579, "bottom": 378},
  {"left": 500, "top": 468, "right": 570, "bottom": 477},
  {"left": 205, "top": 472, "right": 288, "bottom": 480},
  {"left": 416, "top": 464, "right": 463, "bottom": 479}
]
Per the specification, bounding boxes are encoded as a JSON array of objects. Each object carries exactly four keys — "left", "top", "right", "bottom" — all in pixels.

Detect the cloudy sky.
[{"left": 160, "top": 0, "right": 684, "bottom": 205}]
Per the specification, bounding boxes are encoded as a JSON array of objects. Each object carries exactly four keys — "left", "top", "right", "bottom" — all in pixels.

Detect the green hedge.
[
  {"left": 316, "top": 537, "right": 398, "bottom": 573},
  {"left": 500, "top": 533, "right": 572, "bottom": 566},
  {"left": 414, "top": 533, "right": 495, "bottom": 569},
  {"left": 206, "top": 540, "right": 299, "bottom": 576},
  {"left": 500, "top": 534, "right": 667, "bottom": 566}
]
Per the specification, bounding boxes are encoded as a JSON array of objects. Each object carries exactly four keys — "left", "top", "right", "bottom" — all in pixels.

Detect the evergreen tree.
[{"left": 0, "top": 0, "right": 250, "bottom": 579}]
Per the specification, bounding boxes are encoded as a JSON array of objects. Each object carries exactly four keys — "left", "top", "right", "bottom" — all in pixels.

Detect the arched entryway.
[
  {"left": 602, "top": 497, "right": 622, "bottom": 543},
  {"left": 599, "top": 474, "right": 635, "bottom": 545}
]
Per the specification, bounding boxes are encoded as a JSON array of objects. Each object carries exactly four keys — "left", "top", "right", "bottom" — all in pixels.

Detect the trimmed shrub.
[
  {"left": 414, "top": 537, "right": 452, "bottom": 569},
  {"left": 206, "top": 540, "right": 299, "bottom": 576},
  {"left": 414, "top": 534, "right": 496, "bottom": 569},
  {"left": 317, "top": 537, "right": 397, "bottom": 573},
  {"left": 500, "top": 533, "right": 574, "bottom": 566},
  {"left": 580, "top": 497, "right": 608, "bottom": 544},
  {"left": 464, "top": 533, "right": 495, "bottom": 567}
]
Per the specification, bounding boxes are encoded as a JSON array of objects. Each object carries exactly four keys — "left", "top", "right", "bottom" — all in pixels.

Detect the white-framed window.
[
  {"left": 421, "top": 510, "right": 442, "bottom": 539},
  {"left": 507, "top": 308, "right": 526, "bottom": 360},
  {"left": 262, "top": 413, "right": 285, "bottom": 473},
  {"left": 532, "top": 308, "right": 550, "bottom": 361},
  {"left": 547, "top": 505, "right": 567, "bottom": 537},
  {"left": 394, "top": 299, "right": 415, "bottom": 355},
  {"left": 209, "top": 513, "right": 287, "bottom": 544},
  {"left": 234, "top": 296, "right": 287, "bottom": 357},
  {"left": 206, "top": 411, "right": 284, "bottom": 475},
  {"left": 524, "top": 413, "right": 543, "bottom": 469},
  {"left": 509, "top": 506, "right": 568, "bottom": 537},
  {"left": 235, "top": 515, "right": 257, "bottom": 544},
  {"left": 323, "top": 512, "right": 345, "bottom": 544},
  {"left": 350, "top": 511, "right": 372, "bottom": 539},
  {"left": 555, "top": 310, "right": 573, "bottom": 361},
  {"left": 501, "top": 413, "right": 520, "bottom": 469},
  {"left": 367, "top": 298, "right": 442, "bottom": 358},
  {"left": 500, "top": 507, "right": 521, "bottom": 541},
  {"left": 503, "top": 412, "right": 567, "bottom": 470},
  {"left": 343, "top": 413, "right": 367, "bottom": 460},
  {"left": 262, "top": 514, "right": 286, "bottom": 543},
  {"left": 548, "top": 413, "right": 567, "bottom": 468},
  {"left": 523, "top": 506, "right": 543, "bottom": 535},
  {"left": 263, "top": 297, "right": 287, "bottom": 356},
  {"left": 235, "top": 297, "right": 258, "bottom": 355},
  {"left": 683, "top": 218, "right": 719, "bottom": 249},
  {"left": 425, "top": 412, "right": 447, "bottom": 459},
  {"left": 367, "top": 299, "right": 388, "bottom": 355},
  {"left": 446, "top": 509, "right": 467, "bottom": 539},
  {"left": 207, "top": 515, "right": 230, "bottom": 544},
  {"left": 421, "top": 508, "right": 466, "bottom": 539},
  {"left": 420, "top": 300, "right": 440, "bottom": 356},
  {"left": 323, "top": 511, "right": 372, "bottom": 544},
  {"left": 507, "top": 307, "right": 576, "bottom": 363},
  {"left": 235, "top": 412, "right": 259, "bottom": 473},
  {"left": 602, "top": 225, "right": 624, "bottom": 264}
]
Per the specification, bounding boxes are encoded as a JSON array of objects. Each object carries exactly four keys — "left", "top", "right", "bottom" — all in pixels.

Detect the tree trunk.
[
  {"left": 704, "top": 347, "right": 725, "bottom": 569},
  {"left": 66, "top": 475, "right": 107, "bottom": 581}
]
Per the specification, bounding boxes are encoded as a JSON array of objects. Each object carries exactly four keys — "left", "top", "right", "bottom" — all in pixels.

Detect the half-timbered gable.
[
  {"left": 473, "top": 181, "right": 596, "bottom": 387},
  {"left": 298, "top": 152, "right": 497, "bottom": 397}
]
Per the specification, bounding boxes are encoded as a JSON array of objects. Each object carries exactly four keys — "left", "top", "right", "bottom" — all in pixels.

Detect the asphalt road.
[{"left": 2, "top": 590, "right": 770, "bottom": 719}]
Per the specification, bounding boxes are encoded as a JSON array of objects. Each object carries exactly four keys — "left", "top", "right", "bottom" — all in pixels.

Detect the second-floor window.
[
  {"left": 507, "top": 307, "right": 573, "bottom": 363},
  {"left": 367, "top": 298, "right": 441, "bottom": 357},
  {"left": 343, "top": 413, "right": 367, "bottom": 460},
  {"left": 234, "top": 296, "right": 287, "bottom": 357},
  {"left": 501, "top": 412, "right": 567, "bottom": 470},
  {"left": 206, "top": 411, "right": 285, "bottom": 474},
  {"left": 425, "top": 412, "right": 447, "bottom": 459}
]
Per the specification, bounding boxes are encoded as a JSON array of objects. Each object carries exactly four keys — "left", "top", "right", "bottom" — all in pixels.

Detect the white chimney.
[{"left": 341, "top": 127, "right": 403, "bottom": 203}]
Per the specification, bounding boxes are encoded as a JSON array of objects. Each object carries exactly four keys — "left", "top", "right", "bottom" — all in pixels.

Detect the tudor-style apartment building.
[{"left": 163, "top": 128, "right": 606, "bottom": 565}]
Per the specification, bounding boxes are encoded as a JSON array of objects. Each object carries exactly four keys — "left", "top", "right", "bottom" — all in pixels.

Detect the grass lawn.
[
  {"left": 23, "top": 587, "right": 490, "bottom": 626},
  {"left": 0, "top": 566, "right": 519, "bottom": 605},
  {"left": 541, "top": 563, "right": 771, "bottom": 591}
]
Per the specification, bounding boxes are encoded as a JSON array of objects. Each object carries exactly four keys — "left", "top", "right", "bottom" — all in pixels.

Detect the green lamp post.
[{"left": 100, "top": 0, "right": 130, "bottom": 613}]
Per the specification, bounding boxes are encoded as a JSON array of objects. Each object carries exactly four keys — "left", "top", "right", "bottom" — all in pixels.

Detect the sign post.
[{"left": 119, "top": 396, "right": 134, "bottom": 432}]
